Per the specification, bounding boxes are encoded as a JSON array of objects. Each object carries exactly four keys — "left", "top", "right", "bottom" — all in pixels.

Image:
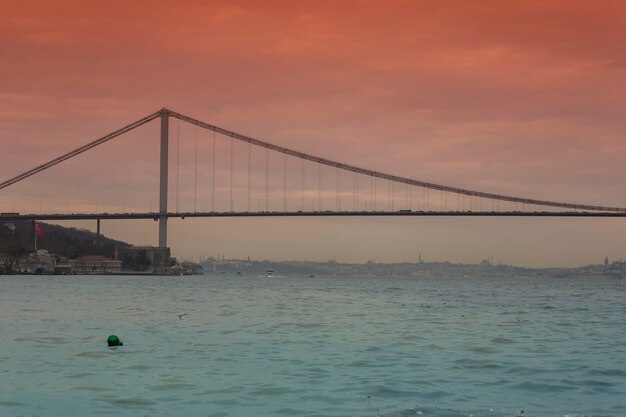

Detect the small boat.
[{"left": 265, "top": 269, "right": 274, "bottom": 277}]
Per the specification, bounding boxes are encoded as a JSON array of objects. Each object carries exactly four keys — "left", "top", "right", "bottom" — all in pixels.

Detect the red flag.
[{"left": 35, "top": 222, "right": 43, "bottom": 237}]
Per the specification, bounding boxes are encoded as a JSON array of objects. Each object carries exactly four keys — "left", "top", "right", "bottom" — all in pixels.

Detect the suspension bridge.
[{"left": 1, "top": 108, "right": 625, "bottom": 249}]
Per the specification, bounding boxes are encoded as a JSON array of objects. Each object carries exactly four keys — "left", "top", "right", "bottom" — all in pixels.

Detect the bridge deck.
[{"left": 1, "top": 211, "right": 625, "bottom": 222}]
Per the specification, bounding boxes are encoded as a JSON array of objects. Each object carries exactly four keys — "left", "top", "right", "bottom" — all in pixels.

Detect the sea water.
[{"left": 0, "top": 274, "right": 624, "bottom": 417}]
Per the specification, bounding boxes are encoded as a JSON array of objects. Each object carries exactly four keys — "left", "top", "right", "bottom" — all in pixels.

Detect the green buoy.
[{"left": 107, "top": 335, "right": 123, "bottom": 347}]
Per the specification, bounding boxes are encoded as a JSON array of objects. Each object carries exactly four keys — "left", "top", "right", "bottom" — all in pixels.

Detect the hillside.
[{"left": 0, "top": 220, "right": 130, "bottom": 261}]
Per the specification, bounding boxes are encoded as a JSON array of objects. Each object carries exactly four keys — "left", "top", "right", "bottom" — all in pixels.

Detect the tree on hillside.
[
  {"left": 0, "top": 224, "right": 27, "bottom": 271},
  {"left": 0, "top": 221, "right": 130, "bottom": 260}
]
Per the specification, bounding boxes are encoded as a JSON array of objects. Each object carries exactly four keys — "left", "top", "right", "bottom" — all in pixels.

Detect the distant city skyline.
[{"left": 1, "top": 1, "right": 625, "bottom": 267}]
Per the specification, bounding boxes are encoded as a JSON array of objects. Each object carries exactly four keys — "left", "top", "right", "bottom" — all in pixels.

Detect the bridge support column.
[
  {"left": 159, "top": 109, "right": 169, "bottom": 248},
  {"left": 96, "top": 218, "right": 101, "bottom": 248}
]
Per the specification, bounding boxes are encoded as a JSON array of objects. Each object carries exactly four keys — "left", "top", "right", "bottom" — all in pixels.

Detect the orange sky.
[{"left": 1, "top": 1, "right": 626, "bottom": 266}]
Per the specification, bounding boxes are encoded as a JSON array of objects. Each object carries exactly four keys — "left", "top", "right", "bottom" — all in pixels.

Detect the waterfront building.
[
  {"left": 69, "top": 255, "right": 122, "bottom": 274},
  {"left": 16, "top": 249, "right": 56, "bottom": 274},
  {"left": 124, "top": 246, "right": 173, "bottom": 274}
]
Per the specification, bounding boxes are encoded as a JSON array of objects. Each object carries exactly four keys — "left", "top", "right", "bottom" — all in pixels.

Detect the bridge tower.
[{"left": 159, "top": 109, "right": 169, "bottom": 248}]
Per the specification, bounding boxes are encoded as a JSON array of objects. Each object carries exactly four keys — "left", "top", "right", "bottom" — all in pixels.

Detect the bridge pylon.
[{"left": 159, "top": 109, "right": 169, "bottom": 248}]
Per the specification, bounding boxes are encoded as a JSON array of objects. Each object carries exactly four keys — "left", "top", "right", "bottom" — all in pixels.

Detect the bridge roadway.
[{"left": 1, "top": 210, "right": 626, "bottom": 222}]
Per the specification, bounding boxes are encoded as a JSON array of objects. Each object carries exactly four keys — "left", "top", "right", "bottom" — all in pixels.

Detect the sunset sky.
[{"left": 1, "top": 1, "right": 626, "bottom": 267}]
